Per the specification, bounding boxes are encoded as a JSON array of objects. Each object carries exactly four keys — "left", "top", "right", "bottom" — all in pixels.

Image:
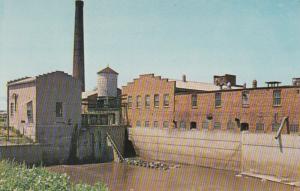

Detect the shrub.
[{"left": 0, "top": 160, "right": 108, "bottom": 191}]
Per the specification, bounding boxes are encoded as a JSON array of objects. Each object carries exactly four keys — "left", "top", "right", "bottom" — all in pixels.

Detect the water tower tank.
[{"left": 97, "top": 67, "right": 118, "bottom": 97}]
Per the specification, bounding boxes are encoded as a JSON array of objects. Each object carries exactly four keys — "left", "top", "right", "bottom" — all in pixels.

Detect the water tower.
[{"left": 97, "top": 67, "right": 118, "bottom": 97}]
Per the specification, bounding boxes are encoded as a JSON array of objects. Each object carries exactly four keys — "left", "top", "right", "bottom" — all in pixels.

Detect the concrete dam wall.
[
  {"left": 0, "top": 126, "right": 125, "bottom": 165},
  {"left": 76, "top": 126, "right": 125, "bottom": 162},
  {"left": 128, "top": 128, "right": 300, "bottom": 182}
]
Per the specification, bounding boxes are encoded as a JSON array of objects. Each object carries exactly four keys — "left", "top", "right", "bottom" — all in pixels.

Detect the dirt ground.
[{"left": 47, "top": 162, "right": 299, "bottom": 191}]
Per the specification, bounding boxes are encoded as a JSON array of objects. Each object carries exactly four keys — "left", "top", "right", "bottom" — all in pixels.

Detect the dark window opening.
[
  {"left": 256, "top": 123, "right": 264, "bottom": 132},
  {"left": 227, "top": 120, "right": 235, "bottom": 130},
  {"left": 215, "top": 92, "right": 221, "bottom": 107},
  {"left": 56, "top": 102, "right": 63, "bottom": 117},
  {"left": 273, "top": 90, "right": 281, "bottom": 106},
  {"left": 241, "top": 123, "right": 249, "bottom": 131},
  {"left": 127, "top": 96, "right": 132, "bottom": 108},
  {"left": 191, "top": 94, "right": 197, "bottom": 107},
  {"left": 202, "top": 120, "right": 209, "bottom": 129},
  {"left": 290, "top": 124, "right": 299, "bottom": 133},
  {"left": 145, "top": 121, "right": 150, "bottom": 127},
  {"left": 242, "top": 91, "right": 250, "bottom": 106},
  {"left": 154, "top": 94, "right": 159, "bottom": 108},
  {"left": 145, "top": 95, "right": 150, "bottom": 108},
  {"left": 214, "top": 122, "right": 221, "bottom": 129},
  {"left": 136, "top": 96, "right": 141, "bottom": 108},
  {"left": 180, "top": 121, "right": 186, "bottom": 129},
  {"left": 10, "top": 103, "right": 14, "bottom": 116},
  {"left": 27, "top": 101, "right": 33, "bottom": 123},
  {"left": 272, "top": 122, "right": 280, "bottom": 132},
  {"left": 190, "top": 122, "right": 197, "bottom": 129},
  {"left": 163, "top": 94, "right": 170, "bottom": 107}
]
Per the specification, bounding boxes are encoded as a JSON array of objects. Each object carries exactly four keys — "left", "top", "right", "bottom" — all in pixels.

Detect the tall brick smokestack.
[{"left": 73, "top": 0, "right": 85, "bottom": 92}]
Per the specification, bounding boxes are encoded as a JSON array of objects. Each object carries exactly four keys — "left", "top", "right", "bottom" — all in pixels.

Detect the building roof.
[
  {"left": 97, "top": 67, "right": 118, "bottom": 75},
  {"left": 82, "top": 90, "right": 98, "bottom": 99},
  {"left": 172, "top": 80, "right": 242, "bottom": 91},
  {"left": 7, "top": 77, "right": 36, "bottom": 86},
  {"left": 7, "top": 71, "right": 73, "bottom": 86}
]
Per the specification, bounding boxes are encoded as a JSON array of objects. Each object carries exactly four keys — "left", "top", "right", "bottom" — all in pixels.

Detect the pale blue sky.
[{"left": 0, "top": 0, "right": 300, "bottom": 109}]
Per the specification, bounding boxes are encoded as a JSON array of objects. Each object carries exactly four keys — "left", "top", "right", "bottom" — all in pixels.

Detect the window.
[
  {"left": 290, "top": 124, "right": 299, "bottom": 133},
  {"left": 242, "top": 91, "right": 250, "bottom": 106},
  {"left": 273, "top": 90, "right": 281, "bottom": 106},
  {"left": 153, "top": 121, "right": 159, "bottom": 128},
  {"left": 272, "top": 122, "right": 280, "bottom": 132},
  {"left": 27, "top": 101, "right": 33, "bottom": 123},
  {"left": 10, "top": 103, "right": 14, "bottom": 116},
  {"left": 136, "top": 96, "right": 141, "bottom": 108},
  {"left": 190, "top": 122, "right": 197, "bottom": 129},
  {"left": 163, "top": 121, "right": 169, "bottom": 128},
  {"left": 145, "top": 95, "right": 150, "bottom": 108},
  {"left": 202, "top": 120, "right": 209, "bottom": 129},
  {"left": 154, "top": 94, "right": 159, "bottom": 108},
  {"left": 215, "top": 92, "right": 221, "bottom": 107},
  {"left": 163, "top": 94, "right": 169, "bottom": 107},
  {"left": 191, "top": 94, "right": 197, "bottom": 107},
  {"left": 145, "top": 121, "right": 150, "bottom": 127},
  {"left": 214, "top": 122, "right": 221, "bottom": 129},
  {"left": 180, "top": 121, "right": 186, "bottom": 129},
  {"left": 56, "top": 102, "right": 63, "bottom": 117},
  {"left": 127, "top": 96, "right": 132, "bottom": 108},
  {"left": 227, "top": 120, "right": 235, "bottom": 130},
  {"left": 136, "top": 120, "right": 141, "bottom": 127},
  {"left": 256, "top": 123, "right": 264, "bottom": 132}
]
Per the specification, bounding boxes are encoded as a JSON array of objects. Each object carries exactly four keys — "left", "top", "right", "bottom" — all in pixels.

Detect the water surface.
[{"left": 48, "top": 162, "right": 297, "bottom": 191}]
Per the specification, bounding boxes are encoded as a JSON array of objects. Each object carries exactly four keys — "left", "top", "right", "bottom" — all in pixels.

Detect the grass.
[
  {"left": 0, "top": 160, "right": 109, "bottom": 191},
  {"left": 0, "top": 126, "right": 34, "bottom": 145}
]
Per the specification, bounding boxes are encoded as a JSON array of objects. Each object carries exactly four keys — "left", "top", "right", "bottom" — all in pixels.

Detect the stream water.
[{"left": 48, "top": 162, "right": 297, "bottom": 191}]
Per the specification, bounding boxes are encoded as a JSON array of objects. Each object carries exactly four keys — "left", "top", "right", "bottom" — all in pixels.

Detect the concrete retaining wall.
[
  {"left": 129, "top": 128, "right": 300, "bottom": 181},
  {"left": 0, "top": 126, "right": 125, "bottom": 165},
  {"left": 77, "top": 126, "right": 125, "bottom": 162},
  {"left": 242, "top": 132, "right": 300, "bottom": 181},
  {"left": 128, "top": 128, "right": 242, "bottom": 171},
  {"left": 0, "top": 144, "right": 43, "bottom": 164}
]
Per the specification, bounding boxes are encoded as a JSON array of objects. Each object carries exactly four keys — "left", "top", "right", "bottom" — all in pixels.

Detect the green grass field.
[{"left": 0, "top": 160, "right": 109, "bottom": 191}]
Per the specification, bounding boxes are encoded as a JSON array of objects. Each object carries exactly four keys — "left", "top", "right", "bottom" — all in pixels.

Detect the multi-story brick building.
[{"left": 122, "top": 74, "right": 300, "bottom": 134}]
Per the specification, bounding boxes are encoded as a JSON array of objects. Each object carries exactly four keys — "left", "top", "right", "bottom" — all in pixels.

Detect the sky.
[{"left": 0, "top": 0, "right": 300, "bottom": 110}]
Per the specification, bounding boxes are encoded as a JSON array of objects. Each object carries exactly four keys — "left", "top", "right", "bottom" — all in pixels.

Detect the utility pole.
[{"left": 6, "top": 84, "right": 9, "bottom": 142}]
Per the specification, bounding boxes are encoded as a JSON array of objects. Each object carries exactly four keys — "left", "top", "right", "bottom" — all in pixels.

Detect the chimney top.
[
  {"left": 182, "top": 74, "right": 187, "bottom": 82},
  {"left": 252, "top": 80, "right": 257, "bottom": 88}
]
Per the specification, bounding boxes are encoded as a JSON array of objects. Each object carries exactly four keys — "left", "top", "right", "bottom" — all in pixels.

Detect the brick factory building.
[{"left": 122, "top": 74, "right": 300, "bottom": 134}]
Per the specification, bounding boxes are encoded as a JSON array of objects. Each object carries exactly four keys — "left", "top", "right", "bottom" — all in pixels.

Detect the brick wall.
[
  {"left": 122, "top": 74, "right": 176, "bottom": 128},
  {"left": 175, "top": 87, "right": 300, "bottom": 133},
  {"left": 122, "top": 74, "right": 300, "bottom": 134}
]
